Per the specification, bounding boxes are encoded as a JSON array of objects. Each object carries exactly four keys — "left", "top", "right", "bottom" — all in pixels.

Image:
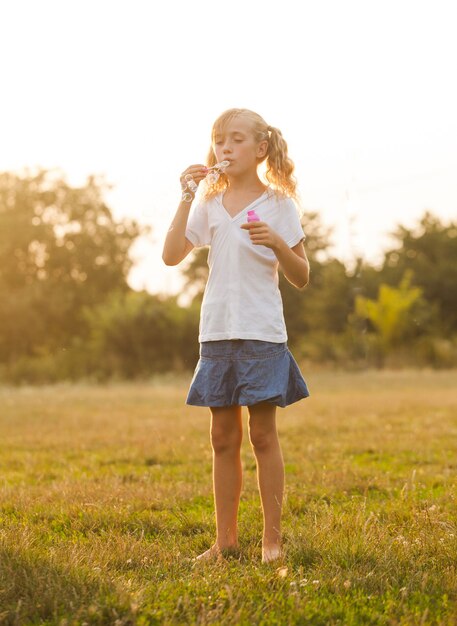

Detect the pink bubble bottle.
[{"left": 247, "top": 210, "right": 260, "bottom": 222}]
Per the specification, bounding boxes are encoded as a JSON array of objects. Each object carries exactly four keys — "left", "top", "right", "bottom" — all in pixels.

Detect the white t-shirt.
[{"left": 185, "top": 189, "right": 305, "bottom": 343}]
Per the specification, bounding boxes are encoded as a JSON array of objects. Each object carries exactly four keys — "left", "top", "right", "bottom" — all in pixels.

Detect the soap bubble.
[
  {"left": 206, "top": 172, "right": 219, "bottom": 184},
  {"left": 187, "top": 178, "right": 198, "bottom": 193},
  {"left": 210, "top": 160, "right": 229, "bottom": 174},
  {"left": 181, "top": 160, "right": 230, "bottom": 201},
  {"left": 181, "top": 174, "right": 198, "bottom": 201},
  {"left": 205, "top": 160, "right": 229, "bottom": 186}
]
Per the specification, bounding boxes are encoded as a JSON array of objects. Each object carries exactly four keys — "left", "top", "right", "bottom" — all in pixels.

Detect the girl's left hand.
[{"left": 240, "top": 221, "right": 281, "bottom": 250}]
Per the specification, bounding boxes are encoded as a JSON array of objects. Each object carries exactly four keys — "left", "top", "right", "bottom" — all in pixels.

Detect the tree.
[
  {"left": 304, "top": 259, "right": 354, "bottom": 333},
  {"left": 0, "top": 169, "right": 144, "bottom": 363},
  {"left": 84, "top": 291, "right": 199, "bottom": 378},
  {"left": 355, "top": 271, "right": 424, "bottom": 349},
  {"left": 381, "top": 212, "right": 457, "bottom": 332}
]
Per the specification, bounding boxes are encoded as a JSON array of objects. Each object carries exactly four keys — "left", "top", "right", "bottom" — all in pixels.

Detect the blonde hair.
[{"left": 203, "top": 108, "right": 297, "bottom": 200}]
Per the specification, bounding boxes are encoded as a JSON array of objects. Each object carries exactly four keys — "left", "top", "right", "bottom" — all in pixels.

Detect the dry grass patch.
[{"left": 0, "top": 370, "right": 456, "bottom": 624}]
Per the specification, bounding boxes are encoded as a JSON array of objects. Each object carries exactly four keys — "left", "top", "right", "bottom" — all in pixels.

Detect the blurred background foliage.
[{"left": 1, "top": 169, "right": 456, "bottom": 384}]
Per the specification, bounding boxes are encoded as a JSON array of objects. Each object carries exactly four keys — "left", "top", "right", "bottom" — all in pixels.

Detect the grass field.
[{"left": 1, "top": 370, "right": 456, "bottom": 625}]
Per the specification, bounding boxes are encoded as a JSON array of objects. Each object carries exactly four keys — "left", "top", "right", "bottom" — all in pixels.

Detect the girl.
[{"left": 162, "top": 108, "right": 310, "bottom": 563}]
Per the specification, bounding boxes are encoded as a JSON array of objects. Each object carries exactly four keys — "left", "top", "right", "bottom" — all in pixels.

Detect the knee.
[
  {"left": 249, "top": 428, "right": 276, "bottom": 454},
  {"left": 210, "top": 427, "right": 242, "bottom": 455}
]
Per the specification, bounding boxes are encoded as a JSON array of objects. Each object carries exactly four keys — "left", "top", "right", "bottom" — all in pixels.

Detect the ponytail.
[{"left": 264, "top": 125, "right": 297, "bottom": 199}]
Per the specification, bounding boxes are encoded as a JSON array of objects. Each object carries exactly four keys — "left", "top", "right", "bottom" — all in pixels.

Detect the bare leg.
[
  {"left": 196, "top": 405, "right": 243, "bottom": 560},
  {"left": 248, "top": 402, "right": 284, "bottom": 563}
]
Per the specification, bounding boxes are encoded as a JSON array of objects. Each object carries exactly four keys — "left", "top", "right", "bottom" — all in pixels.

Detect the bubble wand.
[{"left": 181, "top": 160, "right": 230, "bottom": 202}]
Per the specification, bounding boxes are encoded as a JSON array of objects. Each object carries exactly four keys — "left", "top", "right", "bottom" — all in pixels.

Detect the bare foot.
[
  {"left": 262, "top": 544, "right": 282, "bottom": 563},
  {"left": 194, "top": 544, "right": 239, "bottom": 563},
  {"left": 194, "top": 544, "right": 222, "bottom": 562}
]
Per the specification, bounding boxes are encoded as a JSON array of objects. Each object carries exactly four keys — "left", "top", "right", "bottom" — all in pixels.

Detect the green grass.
[{"left": 1, "top": 370, "right": 456, "bottom": 625}]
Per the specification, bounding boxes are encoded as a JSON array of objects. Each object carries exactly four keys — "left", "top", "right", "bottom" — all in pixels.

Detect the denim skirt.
[{"left": 186, "top": 339, "right": 309, "bottom": 408}]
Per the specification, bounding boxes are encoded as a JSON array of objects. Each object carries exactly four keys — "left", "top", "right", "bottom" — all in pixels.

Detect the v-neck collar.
[{"left": 219, "top": 190, "right": 269, "bottom": 222}]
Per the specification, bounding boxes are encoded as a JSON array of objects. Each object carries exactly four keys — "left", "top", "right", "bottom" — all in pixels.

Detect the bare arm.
[
  {"left": 162, "top": 164, "right": 207, "bottom": 266},
  {"left": 273, "top": 239, "right": 309, "bottom": 289},
  {"left": 162, "top": 200, "right": 195, "bottom": 266}
]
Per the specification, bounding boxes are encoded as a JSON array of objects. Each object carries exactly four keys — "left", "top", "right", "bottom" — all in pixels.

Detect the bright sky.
[{"left": 1, "top": 0, "right": 456, "bottom": 296}]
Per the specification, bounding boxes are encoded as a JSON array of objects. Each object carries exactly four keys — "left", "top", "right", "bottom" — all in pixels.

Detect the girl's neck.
[{"left": 225, "top": 171, "right": 266, "bottom": 194}]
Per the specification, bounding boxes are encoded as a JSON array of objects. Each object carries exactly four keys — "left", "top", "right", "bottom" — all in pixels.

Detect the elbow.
[
  {"left": 286, "top": 269, "right": 309, "bottom": 290},
  {"left": 297, "top": 270, "right": 310, "bottom": 290},
  {"left": 162, "top": 251, "right": 178, "bottom": 266},
  {"left": 289, "top": 276, "right": 309, "bottom": 290},
  {"left": 301, "top": 264, "right": 310, "bottom": 289}
]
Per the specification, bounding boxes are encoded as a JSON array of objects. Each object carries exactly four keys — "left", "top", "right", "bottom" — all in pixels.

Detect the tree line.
[{"left": 1, "top": 170, "right": 456, "bottom": 384}]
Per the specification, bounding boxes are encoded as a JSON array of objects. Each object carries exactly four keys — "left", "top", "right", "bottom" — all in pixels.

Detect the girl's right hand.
[{"left": 180, "top": 164, "right": 209, "bottom": 193}]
